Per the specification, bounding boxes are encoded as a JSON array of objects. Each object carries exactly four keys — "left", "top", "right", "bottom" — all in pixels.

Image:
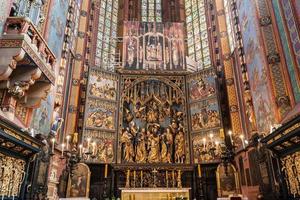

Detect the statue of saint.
[
  {"left": 147, "top": 125, "right": 160, "bottom": 163},
  {"left": 161, "top": 133, "right": 168, "bottom": 163},
  {"left": 169, "top": 119, "right": 178, "bottom": 135},
  {"left": 150, "top": 44, "right": 157, "bottom": 60},
  {"left": 139, "top": 46, "right": 143, "bottom": 63},
  {"left": 165, "top": 46, "right": 170, "bottom": 64},
  {"left": 172, "top": 40, "right": 179, "bottom": 67},
  {"left": 120, "top": 128, "right": 134, "bottom": 162},
  {"left": 72, "top": 132, "right": 78, "bottom": 145},
  {"left": 127, "top": 39, "right": 135, "bottom": 66},
  {"left": 157, "top": 42, "right": 162, "bottom": 61},
  {"left": 175, "top": 128, "right": 185, "bottom": 163},
  {"left": 165, "top": 128, "right": 173, "bottom": 163},
  {"left": 146, "top": 43, "right": 151, "bottom": 60},
  {"left": 136, "top": 128, "right": 147, "bottom": 163},
  {"left": 50, "top": 103, "right": 64, "bottom": 136},
  {"left": 147, "top": 101, "right": 159, "bottom": 123}
]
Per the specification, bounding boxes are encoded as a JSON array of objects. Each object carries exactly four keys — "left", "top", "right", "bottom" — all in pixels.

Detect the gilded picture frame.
[
  {"left": 66, "top": 163, "right": 91, "bottom": 198},
  {"left": 216, "top": 163, "right": 240, "bottom": 197}
]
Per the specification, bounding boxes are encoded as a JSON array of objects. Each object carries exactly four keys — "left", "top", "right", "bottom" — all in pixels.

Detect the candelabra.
[{"left": 49, "top": 135, "right": 98, "bottom": 176}]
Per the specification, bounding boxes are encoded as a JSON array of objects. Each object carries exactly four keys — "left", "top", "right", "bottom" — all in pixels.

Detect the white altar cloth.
[{"left": 60, "top": 198, "right": 90, "bottom": 200}]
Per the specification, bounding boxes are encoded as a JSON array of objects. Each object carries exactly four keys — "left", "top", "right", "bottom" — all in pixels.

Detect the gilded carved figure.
[
  {"left": 136, "top": 128, "right": 147, "bottom": 163},
  {"left": 175, "top": 128, "right": 185, "bottom": 163},
  {"left": 120, "top": 128, "right": 135, "bottom": 162},
  {"left": 147, "top": 130, "right": 161, "bottom": 163}
]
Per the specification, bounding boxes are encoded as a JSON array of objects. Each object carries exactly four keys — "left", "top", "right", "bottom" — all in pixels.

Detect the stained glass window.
[
  {"left": 185, "top": 0, "right": 211, "bottom": 70},
  {"left": 95, "top": 0, "right": 118, "bottom": 71},
  {"left": 12, "top": 0, "right": 44, "bottom": 26},
  {"left": 224, "top": 0, "right": 235, "bottom": 53},
  {"left": 141, "top": 0, "right": 162, "bottom": 22}
]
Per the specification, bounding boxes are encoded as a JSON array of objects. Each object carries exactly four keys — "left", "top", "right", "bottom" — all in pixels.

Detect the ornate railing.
[{"left": 1, "top": 17, "right": 56, "bottom": 83}]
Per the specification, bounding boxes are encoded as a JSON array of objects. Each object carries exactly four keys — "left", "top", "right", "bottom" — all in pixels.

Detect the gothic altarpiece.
[{"left": 81, "top": 21, "right": 225, "bottom": 198}]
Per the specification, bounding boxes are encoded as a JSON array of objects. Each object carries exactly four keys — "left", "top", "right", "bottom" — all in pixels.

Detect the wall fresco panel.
[
  {"left": 0, "top": 0, "right": 13, "bottom": 34},
  {"left": 46, "top": 0, "right": 69, "bottom": 59},
  {"left": 237, "top": 0, "right": 276, "bottom": 134},
  {"left": 31, "top": 92, "right": 55, "bottom": 135}
]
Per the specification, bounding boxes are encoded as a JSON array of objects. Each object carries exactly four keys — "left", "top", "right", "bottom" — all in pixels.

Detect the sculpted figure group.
[{"left": 120, "top": 117, "right": 186, "bottom": 164}]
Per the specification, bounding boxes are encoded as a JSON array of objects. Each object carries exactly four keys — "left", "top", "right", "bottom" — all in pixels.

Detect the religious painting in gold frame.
[
  {"left": 216, "top": 163, "right": 240, "bottom": 197},
  {"left": 66, "top": 163, "right": 91, "bottom": 198}
]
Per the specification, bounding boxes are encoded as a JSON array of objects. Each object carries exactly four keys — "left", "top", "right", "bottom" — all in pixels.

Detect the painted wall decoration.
[
  {"left": 237, "top": 0, "right": 275, "bottom": 134},
  {"left": 187, "top": 73, "right": 216, "bottom": 102},
  {"left": 272, "top": 0, "right": 300, "bottom": 102},
  {"left": 292, "top": 0, "right": 300, "bottom": 26},
  {"left": 85, "top": 99, "right": 116, "bottom": 131},
  {"left": 123, "top": 22, "right": 186, "bottom": 71},
  {"left": 192, "top": 129, "right": 223, "bottom": 163},
  {"left": 46, "top": 0, "right": 68, "bottom": 59},
  {"left": 190, "top": 99, "right": 221, "bottom": 132},
  {"left": 88, "top": 69, "right": 118, "bottom": 101},
  {"left": 83, "top": 130, "right": 115, "bottom": 163},
  {"left": 0, "top": 0, "right": 13, "bottom": 34},
  {"left": 281, "top": 0, "right": 300, "bottom": 75},
  {"left": 31, "top": 93, "right": 55, "bottom": 135}
]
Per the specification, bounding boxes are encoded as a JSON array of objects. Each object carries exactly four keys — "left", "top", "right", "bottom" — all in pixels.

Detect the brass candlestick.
[
  {"left": 140, "top": 170, "right": 143, "bottom": 187},
  {"left": 198, "top": 164, "right": 202, "bottom": 178},
  {"left": 125, "top": 169, "right": 130, "bottom": 188},
  {"left": 172, "top": 170, "right": 175, "bottom": 187},
  {"left": 133, "top": 170, "right": 136, "bottom": 188},
  {"left": 152, "top": 168, "right": 158, "bottom": 188},
  {"left": 177, "top": 170, "right": 182, "bottom": 188},
  {"left": 166, "top": 170, "right": 169, "bottom": 188}
]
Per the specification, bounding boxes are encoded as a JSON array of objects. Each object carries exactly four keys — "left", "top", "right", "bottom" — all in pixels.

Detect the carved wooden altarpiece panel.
[
  {"left": 83, "top": 68, "right": 119, "bottom": 164},
  {"left": 117, "top": 74, "right": 190, "bottom": 165}
]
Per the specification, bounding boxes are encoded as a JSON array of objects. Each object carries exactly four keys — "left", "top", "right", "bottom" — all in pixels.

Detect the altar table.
[
  {"left": 120, "top": 188, "right": 190, "bottom": 200},
  {"left": 217, "top": 197, "right": 248, "bottom": 200}
]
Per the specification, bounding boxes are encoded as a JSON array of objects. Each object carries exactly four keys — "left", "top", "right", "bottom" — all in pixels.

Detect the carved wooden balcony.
[{"left": 0, "top": 17, "right": 56, "bottom": 108}]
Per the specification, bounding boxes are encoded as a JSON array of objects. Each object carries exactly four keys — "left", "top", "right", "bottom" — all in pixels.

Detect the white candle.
[
  {"left": 270, "top": 125, "right": 273, "bottom": 133},
  {"left": 66, "top": 135, "right": 71, "bottom": 151},
  {"left": 51, "top": 138, "right": 55, "bottom": 153},
  {"left": 92, "top": 142, "right": 96, "bottom": 155},
  {"left": 79, "top": 144, "right": 83, "bottom": 157},
  {"left": 87, "top": 138, "right": 91, "bottom": 152},
  {"left": 61, "top": 143, "right": 65, "bottom": 157},
  {"left": 240, "top": 135, "right": 245, "bottom": 149},
  {"left": 30, "top": 128, "right": 35, "bottom": 137},
  {"left": 202, "top": 138, "right": 206, "bottom": 150},
  {"left": 209, "top": 133, "right": 213, "bottom": 142},
  {"left": 228, "top": 130, "right": 233, "bottom": 144}
]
